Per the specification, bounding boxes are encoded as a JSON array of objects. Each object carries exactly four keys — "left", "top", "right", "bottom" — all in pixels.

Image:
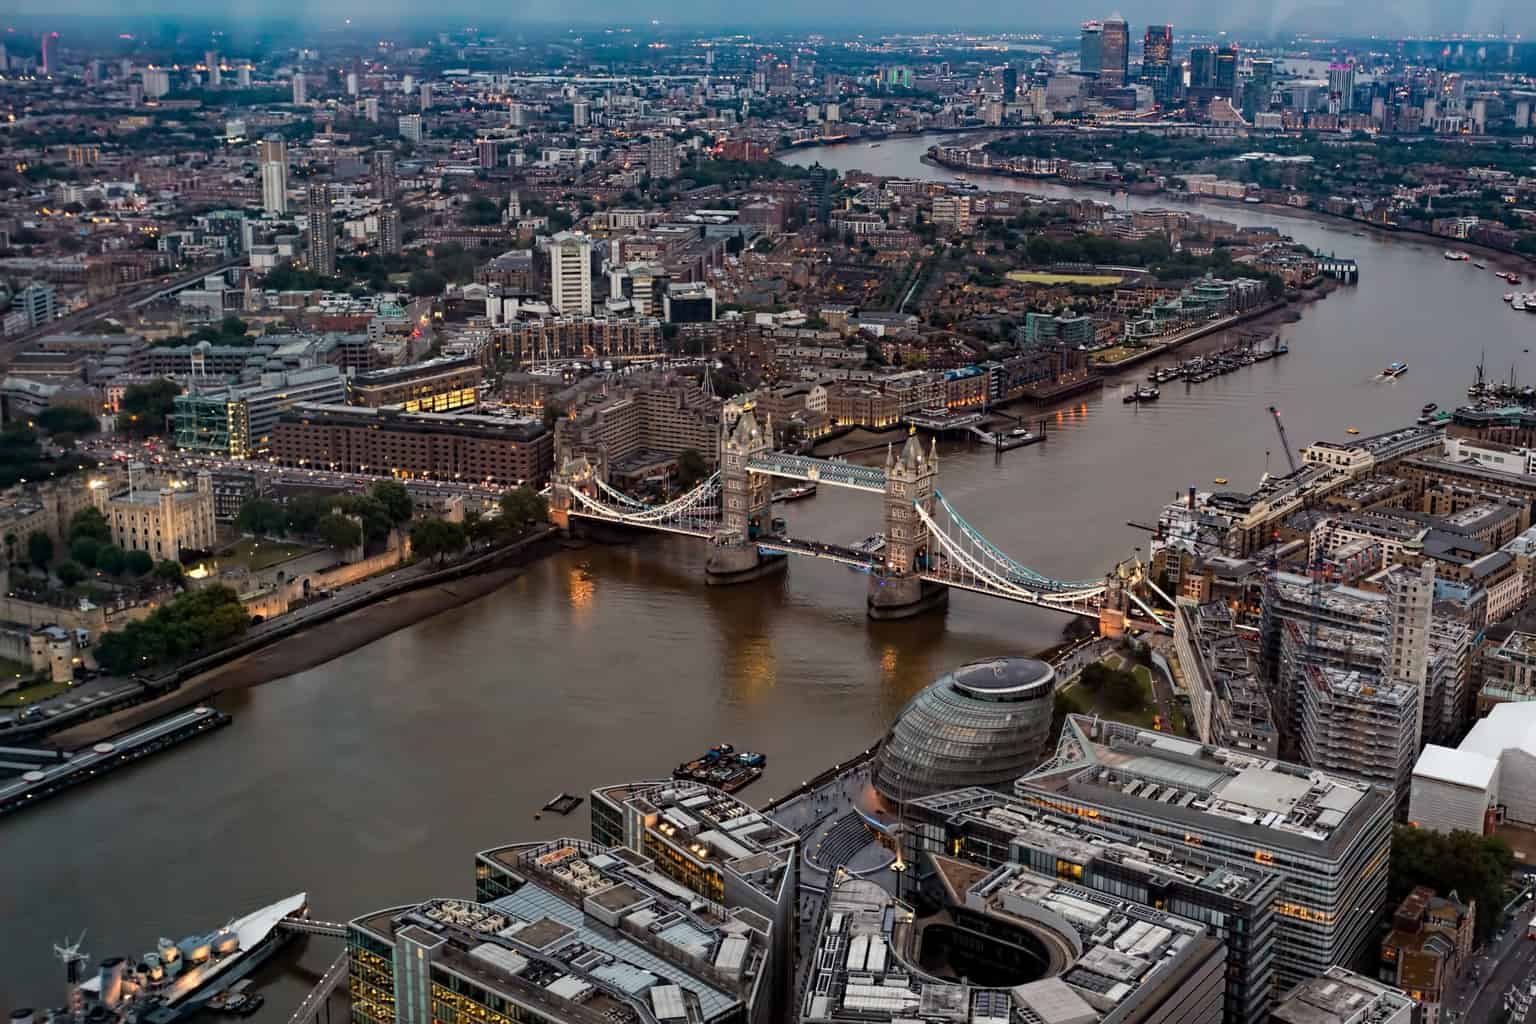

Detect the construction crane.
[{"left": 1267, "top": 405, "right": 1327, "bottom": 691}]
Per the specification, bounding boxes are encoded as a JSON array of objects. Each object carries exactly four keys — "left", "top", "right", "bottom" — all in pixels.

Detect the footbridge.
[{"left": 551, "top": 405, "right": 1167, "bottom": 631}]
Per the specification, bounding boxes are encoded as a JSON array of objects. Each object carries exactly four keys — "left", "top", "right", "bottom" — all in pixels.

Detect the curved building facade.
[{"left": 873, "top": 658, "right": 1055, "bottom": 805}]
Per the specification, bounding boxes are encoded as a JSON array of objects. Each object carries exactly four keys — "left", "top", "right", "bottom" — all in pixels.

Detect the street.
[{"left": 1445, "top": 880, "right": 1536, "bottom": 1022}]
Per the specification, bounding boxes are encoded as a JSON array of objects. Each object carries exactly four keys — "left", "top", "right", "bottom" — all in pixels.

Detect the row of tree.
[
  {"left": 93, "top": 585, "right": 249, "bottom": 675},
  {"left": 237, "top": 480, "right": 415, "bottom": 550},
  {"left": 409, "top": 487, "right": 550, "bottom": 564}
]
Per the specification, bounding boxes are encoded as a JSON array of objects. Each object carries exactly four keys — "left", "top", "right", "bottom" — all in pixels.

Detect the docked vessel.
[
  {"left": 673, "top": 743, "right": 766, "bottom": 793},
  {"left": 39, "top": 894, "right": 308, "bottom": 1024},
  {"left": 1382, "top": 361, "right": 1408, "bottom": 378},
  {"left": 1123, "top": 386, "right": 1160, "bottom": 404},
  {"left": 1418, "top": 402, "right": 1439, "bottom": 424},
  {"left": 1444, "top": 250, "right": 1471, "bottom": 261}
]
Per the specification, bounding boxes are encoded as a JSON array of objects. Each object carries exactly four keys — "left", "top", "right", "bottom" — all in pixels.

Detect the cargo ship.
[
  {"left": 673, "top": 743, "right": 766, "bottom": 793},
  {"left": 26, "top": 893, "right": 308, "bottom": 1024}
]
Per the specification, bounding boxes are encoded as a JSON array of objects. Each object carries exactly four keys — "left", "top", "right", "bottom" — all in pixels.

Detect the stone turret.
[{"left": 869, "top": 428, "right": 947, "bottom": 619}]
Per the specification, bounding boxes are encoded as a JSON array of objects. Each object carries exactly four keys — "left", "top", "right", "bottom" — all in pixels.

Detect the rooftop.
[
  {"left": 1270, "top": 966, "right": 1414, "bottom": 1024},
  {"left": 1018, "top": 716, "right": 1387, "bottom": 855}
]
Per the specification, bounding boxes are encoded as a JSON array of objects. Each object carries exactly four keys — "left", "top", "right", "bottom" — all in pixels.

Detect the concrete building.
[
  {"left": 259, "top": 136, "right": 288, "bottom": 215},
  {"left": 589, "top": 780, "right": 798, "bottom": 1023},
  {"left": 1174, "top": 599, "right": 1279, "bottom": 756},
  {"left": 377, "top": 206, "right": 401, "bottom": 256},
  {"left": 902, "top": 787, "right": 1281, "bottom": 1023},
  {"left": 173, "top": 366, "right": 348, "bottom": 458},
  {"left": 350, "top": 836, "right": 779, "bottom": 1024},
  {"left": 799, "top": 862, "right": 1228, "bottom": 1024},
  {"left": 549, "top": 232, "right": 594, "bottom": 316},
  {"left": 554, "top": 375, "right": 718, "bottom": 477},
  {"left": 371, "top": 149, "right": 397, "bottom": 202},
  {"left": 348, "top": 356, "right": 481, "bottom": 413},
  {"left": 1379, "top": 886, "right": 1474, "bottom": 1019},
  {"left": 1412, "top": 702, "right": 1536, "bottom": 831},
  {"left": 306, "top": 183, "right": 335, "bottom": 276},
  {"left": 88, "top": 472, "right": 216, "bottom": 561},
  {"left": 1271, "top": 966, "right": 1413, "bottom": 1024},
  {"left": 495, "top": 317, "right": 662, "bottom": 366},
  {"left": 272, "top": 404, "right": 553, "bottom": 486},
  {"left": 1298, "top": 665, "right": 1418, "bottom": 801},
  {"left": 1017, "top": 716, "right": 1394, "bottom": 991},
  {"left": 647, "top": 135, "right": 679, "bottom": 181}
]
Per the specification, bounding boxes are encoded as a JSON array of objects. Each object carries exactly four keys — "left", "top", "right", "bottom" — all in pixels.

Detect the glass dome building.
[{"left": 874, "top": 658, "right": 1056, "bottom": 806}]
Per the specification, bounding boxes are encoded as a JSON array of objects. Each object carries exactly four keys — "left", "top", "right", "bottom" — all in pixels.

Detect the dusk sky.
[{"left": 8, "top": 0, "right": 1536, "bottom": 37}]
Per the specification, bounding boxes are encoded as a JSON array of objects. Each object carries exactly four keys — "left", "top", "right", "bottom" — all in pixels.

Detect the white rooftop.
[
  {"left": 1461, "top": 703, "right": 1536, "bottom": 762},
  {"left": 1413, "top": 744, "right": 1499, "bottom": 791}
]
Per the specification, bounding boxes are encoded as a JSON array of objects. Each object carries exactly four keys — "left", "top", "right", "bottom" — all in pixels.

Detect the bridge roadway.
[
  {"left": 285, "top": 947, "right": 349, "bottom": 1024},
  {"left": 745, "top": 453, "right": 887, "bottom": 493}
]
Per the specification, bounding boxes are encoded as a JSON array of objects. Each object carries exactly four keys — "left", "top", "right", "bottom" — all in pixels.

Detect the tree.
[
  {"left": 499, "top": 486, "right": 548, "bottom": 533},
  {"left": 542, "top": 401, "right": 565, "bottom": 429},
  {"left": 27, "top": 531, "right": 53, "bottom": 570},
  {"left": 125, "top": 550, "right": 154, "bottom": 576},
  {"left": 95, "top": 543, "right": 126, "bottom": 576},
  {"left": 93, "top": 585, "right": 250, "bottom": 674},
  {"left": 317, "top": 513, "right": 363, "bottom": 551},
  {"left": 154, "top": 559, "right": 186, "bottom": 588},
  {"left": 283, "top": 493, "right": 330, "bottom": 536},
  {"left": 117, "top": 379, "right": 181, "bottom": 437},
  {"left": 236, "top": 498, "right": 286, "bottom": 537},
  {"left": 407, "top": 269, "right": 447, "bottom": 296},
  {"left": 370, "top": 480, "right": 413, "bottom": 526},
  {"left": 68, "top": 507, "right": 112, "bottom": 544},
  {"left": 37, "top": 407, "right": 98, "bottom": 437},
  {"left": 677, "top": 448, "right": 709, "bottom": 490},
  {"left": 1390, "top": 826, "right": 1513, "bottom": 943},
  {"left": 3, "top": 532, "right": 16, "bottom": 565},
  {"left": 56, "top": 561, "right": 86, "bottom": 586},
  {"left": 70, "top": 536, "right": 100, "bottom": 568},
  {"left": 410, "top": 517, "right": 467, "bottom": 565}
]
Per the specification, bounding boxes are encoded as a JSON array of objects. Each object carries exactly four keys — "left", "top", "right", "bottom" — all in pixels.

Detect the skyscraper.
[
  {"left": 1329, "top": 61, "right": 1356, "bottom": 113},
  {"left": 259, "top": 136, "right": 288, "bottom": 215},
  {"left": 1079, "top": 21, "right": 1103, "bottom": 77},
  {"left": 1142, "top": 24, "right": 1173, "bottom": 103},
  {"left": 1215, "top": 44, "right": 1238, "bottom": 95},
  {"left": 363, "top": 96, "right": 379, "bottom": 123},
  {"left": 398, "top": 113, "right": 423, "bottom": 144},
  {"left": 291, "top": 72, "right": 307, "bottom": 105},
  {"left": 306, "top": 183, "right": 335, "bottom": 276},
  {"left": 1001, "top": 65, "right": 1017, "bottom": 103},
  {"left": 40, "top": 32, "right": 55, "bottom": 76},
  {"left": 572, "top": 99, "right": 590, "bottom": 126},
  {"left": 1189, "top": 45, "right": 1217, "bottom": 90},
  {"left": 1245, "top": 58, "right": 1275, "bottom": 119},
  {"left": 419, "top": 83, "right": 433, "bottom": 111},
  {"left": 647, "top": 135, "right": 678, "bottom": 181},
  {"left": 205, "top": 50, "right": 221, "bottom": 88},
  {"left": 370, "top": 149, "right": 397, "bottom": 202},
  {"left": 378, "top": 207, "right": 401, "bottom": 256},
  {"left": 549, "top": 232, "right": 593, "bottom": 316},
  {"left": 1100, "top": 17, "right": 1130, "bottom": 86}
]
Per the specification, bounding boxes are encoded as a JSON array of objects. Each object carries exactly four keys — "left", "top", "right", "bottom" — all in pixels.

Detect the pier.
[{"left": 0, "top": 706, "right": 231, "bottom": 816}]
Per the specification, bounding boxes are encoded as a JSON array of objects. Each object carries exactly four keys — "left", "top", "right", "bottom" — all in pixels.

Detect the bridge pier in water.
[{"left": 867, "top": 433, "right": 948, "bottom": 619}]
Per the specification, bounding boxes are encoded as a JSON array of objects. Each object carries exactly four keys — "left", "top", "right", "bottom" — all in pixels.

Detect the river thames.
[{"left": 1, "top": 132, "right": 1531, "bottom": 1016}]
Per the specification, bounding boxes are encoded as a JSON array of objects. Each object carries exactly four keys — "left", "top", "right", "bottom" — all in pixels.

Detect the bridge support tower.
[
  {"left": 706, "top": 407, "right": 786, "bottom": 585},
  {"left": 869, "top": 434, "right": 948, "bottom": 619},
  {"left": 548, "top": 455, "right": 596, "bottom": 534}
]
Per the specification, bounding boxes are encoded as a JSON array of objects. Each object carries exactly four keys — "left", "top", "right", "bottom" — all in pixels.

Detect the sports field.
[{"left": 1006, "top": 271, "right": 1124, "bottom": 286}]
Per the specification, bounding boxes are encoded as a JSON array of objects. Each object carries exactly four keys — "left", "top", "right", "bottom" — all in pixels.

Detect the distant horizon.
[{"left": 2, "top": 3, "right": 1534, "bottom": 42}]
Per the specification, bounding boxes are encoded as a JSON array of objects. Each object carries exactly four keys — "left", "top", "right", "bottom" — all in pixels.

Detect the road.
[{"left": 1444, "top": 883, "right": 1536, "bottom": 1022}]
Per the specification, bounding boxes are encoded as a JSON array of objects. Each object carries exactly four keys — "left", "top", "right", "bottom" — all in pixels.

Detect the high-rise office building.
[
  {"left": 1001, "top": 65, "right": 1017, "bottom": 102},
  {"left": 1190, "top": 45, "right": 1217, "bottom": 90},
  {"left": 345, "top": 70, "right": 359, "bottom": 96},
  {"left": 1390, "top": 561, "right": 1436, "bottom": 747},
  {"left": 1245, "top": 58, "right": 1276, "bottom": 119},
  {"left": 1142, "top": 24, "right": 1173, "bottom": 101},
  {"left": 1329, "top": 61, "right": 1356, "bottom": 113},
  {"left": 370, "top": 149, "right": 396, "bottom": 201},
  {"left": 1100, "top": 17, "right": 1130, "bottom": 85},
  {"left": 378, "top": 206, "right": 401, "bottom": 256},
  {"left": 41, "top": 32, "right": 55, "bottom": 76},
  {"left": 236, "top": 64, "right": 251, "bottom": 88},
  {"left": 1079, "top": 21, "right": 1103, "bottom": 77},
  {"left": 1215, "top": 44, "right": 1238, "bottom": 96},
  {"left": 259, "top": 136, "right": 288, "bottom": 215},
  {"left": 291, "top": 72, "right": 307, "bottom": 105},
  {"left": 204, "top": 50, "right": 221, "bottom": 87},
  {"left": 306, "top": 183, "right": 335, "bottom": 276},
  {"left": 1018, "top": 716, "right": 1394, "bottom": 994},
  {"left": 548, "top": 232, "right": 593, "bottom": 316}
]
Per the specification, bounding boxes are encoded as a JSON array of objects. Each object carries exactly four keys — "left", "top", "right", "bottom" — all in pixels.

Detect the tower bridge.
[{"left": 551, "top": 406, "right": 1167, "bottom": 633}]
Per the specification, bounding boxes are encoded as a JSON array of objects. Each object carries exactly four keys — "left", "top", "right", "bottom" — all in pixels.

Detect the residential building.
[
  {"left": 555, "top": 376, "right": 718, "bottom": 476},
  {"left": 397, "top": 113, "right": 423, "bottom": 144},
  {"left": 549, "top": 232, "right": 594, "bottom": 316},
  {"left": 1017, "top": 716, "right": 1394, "bottom": 991},
  {"left": 1298, "top": 665, "right": 1418, "bottom": 802},
  {"left": 371, "top": 149, "right": 397, "bottom": 202},
  {"left": 306, "top": 183, "right": 335, "bottom": 276},
  {"left": 647, "top": 135, "right": 678, "bottom": 180},
  {"left": 272, "top": 404, "right": 553, "bottom": 486},
  {"left": 87, "top": 472, "right": 217, "bottom": 561},
  {"left": 495, "top": 317, "right": 662, "bottom": 366},
  {"left": 1174, "top": 598, "right": 1279, "bottom": 756},
  {"left": 259, "top": 136, "right": 288, "bottom": 215},
  {"left": 377, "top": 206, "right": 401, "bottom": 256},
  {"left": 1379, "top": 886, "right": 1474, "bottom": 1019}
]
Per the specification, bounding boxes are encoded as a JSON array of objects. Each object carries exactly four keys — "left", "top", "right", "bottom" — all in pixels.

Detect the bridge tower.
[
  {"left": 706, "top": 407, "right": 786, "bottom": 584},
  {"left": 869, "top": 433, "right": 949, "bottom": 619},
  {"left": 548, "top": 454, "right": 596, "bottom": 533}
]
